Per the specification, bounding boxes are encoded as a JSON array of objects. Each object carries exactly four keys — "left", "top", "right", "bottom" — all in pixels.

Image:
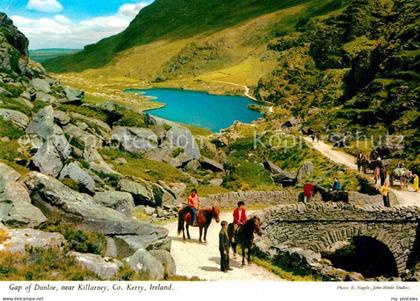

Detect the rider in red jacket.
[{"left": 233, "top": 201, "right": 247, "bottom": 226}]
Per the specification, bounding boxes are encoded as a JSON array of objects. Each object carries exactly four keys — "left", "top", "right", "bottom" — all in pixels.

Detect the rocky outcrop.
[
  {"left": 0, "top": 163, "right": 46, "bottom": 227},
  {"left": 0, "top": 108, "right": 29, "bottom": 129},
  {"left": 199, "top": 157, "right": 224, "bottom": 172},
  {"left": 26, "top": 107, "right": 71, "bottom": 177},
  {"left": 60, "top": 162, "right": 96, "bottom": 194},
  {"left": 118, "top": 179, "right": 156, "bottom": 207},
  {"left": 149, "top": 249, "right": 176, "bottom": 277},
  {"left": 93, "top": 191, "right": 134, "bottom": 216},
  {"left": 24, "top": 172, "right": 169, "bottom": 241},
  {"left": 68, "top": 251, "right": 122, "bottom": 279},
  {"left": 126, "top": 248, "right": 165, "bottom": 280},
  {"left": 0, "top": 228, "right": 66, "bottom": 253},
  {"left": 111, "top": 127, "right": 158, "bottom": 153}
]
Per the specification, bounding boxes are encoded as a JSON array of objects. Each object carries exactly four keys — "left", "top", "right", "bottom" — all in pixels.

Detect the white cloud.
[
  {"left": 27, "top": 0, "right": 63, "bottom": 13},
  {"left": 118, "top": 2, "right": 149, "bottom": 17},
  {"left": 11, "top": 1, "right": 150, "bottom": 49}
]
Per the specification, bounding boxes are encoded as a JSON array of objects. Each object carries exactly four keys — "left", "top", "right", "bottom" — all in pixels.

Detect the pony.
[
  {"left": 227, "top": 216, "right": 262, "bottom": 266},
  {"left": 313, "top": 185, "right": 349, "bottom": 203},
  {"left": 177, "top": 205, "right": 220, "bottom": 243}
]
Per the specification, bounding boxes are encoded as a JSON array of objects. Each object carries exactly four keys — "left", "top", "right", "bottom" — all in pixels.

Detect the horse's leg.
[
  {"left": 182, "top": 221, "right": 186, "bottom": 240},
  {"left": 204, "top": 226, "right": 208, "bottom": 242},
  {"left": 186, "top": 224, "right": 191, "bottom": 239},
  {"left": 241, "top": 245, "right": 245, "bottom": 266},
  {"left": 199, "top": 227, "right": 203, "bottom": 243},
  {"left": 248, "top": 246, "right": 251, "bottom": 264}
]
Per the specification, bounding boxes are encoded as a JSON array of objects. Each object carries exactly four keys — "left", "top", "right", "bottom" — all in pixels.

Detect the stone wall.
[
  {"left": 260, "top": 202, "right": 420, "bottom": 276},
  {"left": 200, "top": 189, "right": 300, "bottom": 208}
]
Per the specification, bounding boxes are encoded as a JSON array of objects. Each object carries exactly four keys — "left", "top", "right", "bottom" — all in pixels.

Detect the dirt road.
[
  {"left": 165, "top": 212, "right": 282, "bottom": 281},
  {"left": 303, "top": 137, "right": 419, "bottom": 207}
]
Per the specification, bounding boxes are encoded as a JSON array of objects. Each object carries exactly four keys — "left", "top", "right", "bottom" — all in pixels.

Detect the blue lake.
[{"left": 126, "top": 88, "right": 261, "bottom": 132}]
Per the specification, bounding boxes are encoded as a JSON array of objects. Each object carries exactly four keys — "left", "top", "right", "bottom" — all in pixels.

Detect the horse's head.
[
  {"left": 212, "top": 205, "right": 221, "bottom": 223},
  {"left": 252, "top": 216, "right": 263, "bottom": 236}
]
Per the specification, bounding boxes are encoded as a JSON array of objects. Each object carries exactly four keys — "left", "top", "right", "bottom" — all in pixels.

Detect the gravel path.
[
  {"left": 165, "top": 212, "right": 282, "bottom": 281},
  {"left": 303, "top": 137, "right": 419, "bottom": 207}
]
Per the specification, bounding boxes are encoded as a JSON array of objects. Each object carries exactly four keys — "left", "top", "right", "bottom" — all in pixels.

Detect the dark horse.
[
  {"left": 313, "top": 185, "right": 349, "bottom": 203},
  {"left": 177, "top": 206, "right": 220, "bottom": 243},
  {"left": 227, "top": 216, "right": 262, "bottom": 266}
]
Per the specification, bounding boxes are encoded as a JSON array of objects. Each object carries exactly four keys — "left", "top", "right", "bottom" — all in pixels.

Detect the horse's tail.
[{"left": 227, "top": 223, "right": 234, "bottom": 242}]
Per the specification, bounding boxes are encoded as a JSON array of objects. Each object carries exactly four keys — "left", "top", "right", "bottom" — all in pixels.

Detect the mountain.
[
  {"left": 255, "top": 0, "right": 419, "bottom": 161},
  {"left": 44, "top": 0, "right": 349, "bottom": 84},
  {"left": 29, "top": 49, "right": 81, "bottom": 63}
]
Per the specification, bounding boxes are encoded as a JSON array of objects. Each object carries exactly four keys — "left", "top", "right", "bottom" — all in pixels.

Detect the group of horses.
[
  {"left": 357, "top": 152, "right": 413, "bottom": 187},
  {"left": 177, "top": 206, "right": 262, "bottom": 266}
]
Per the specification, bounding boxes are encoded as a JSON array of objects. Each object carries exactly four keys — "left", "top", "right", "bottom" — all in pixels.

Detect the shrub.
[{"left": 39, "top": 222, "right": 107, "bottom": 256}]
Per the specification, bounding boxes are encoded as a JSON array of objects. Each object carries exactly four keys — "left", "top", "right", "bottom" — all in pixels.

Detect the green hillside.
[
  {"left": 29, "top": 49, "right": 80, "bottom": 63},
  {"left": 44, "top": 0, "right": 339, "bottom": 72}
]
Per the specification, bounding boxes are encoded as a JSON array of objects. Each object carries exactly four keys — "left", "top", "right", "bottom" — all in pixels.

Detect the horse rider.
[
  {"left": 188, "top": 189, "right": 200, "bottom": 226},
  {"left": 303, "top": 181, "right": 314, "bottom": 203},
  {"left": 332, "top": 177, "right": 341, "bottom": 191},
  {"left": 233, "top": 201, "right": 247, "bottom": 233}
]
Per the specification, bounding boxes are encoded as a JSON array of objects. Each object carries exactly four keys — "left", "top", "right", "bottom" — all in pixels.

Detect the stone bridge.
[{"left": 260, "top": 202, "right": 419, "bottom": 277}]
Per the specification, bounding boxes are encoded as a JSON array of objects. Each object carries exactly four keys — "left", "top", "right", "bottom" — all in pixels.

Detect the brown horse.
[
  {"left": 227, "top": 216, "right": 262, "bottom": 266},
  {"left": 177, "top": 206, "right": 220, "bottom": 243}
]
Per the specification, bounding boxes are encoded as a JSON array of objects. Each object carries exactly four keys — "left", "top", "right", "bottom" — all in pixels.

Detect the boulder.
[
  {"left": 111, "top": 127, "right": 158, "bottom": 154},
  {"left": 0, "top": 228, "right": 66, "bottom": 253},
  {"left": 26, "top": 106, "right": 62, "bottom": 139},
  {"left": 149, "top": 250, "right": 176, "bottom": 277},
  {"left": 68, "top": 251, "right": 122, "bottom": 280},
  {"left": 209, "top": 178, "right": 223, "bottom": 186},
  {"left": 31, "top": 78, "right": 51, "bottom": 93},
  {"left": 126, "top": 248, "right": 164, "bottom": 280},
  {"left": 63, "top": 87, "right": 84, "bottom": 104},
  {"left": 54, "top": 110, "right": 71, "bottom": 126},
  {"left": 0, "top": 163, "right": 46, "bottom": 227},
  {"left": 93, "top": 191, "right": 134, "bottom": 216},
  {"left": 112, "top": 233, "right": 171, "bottom": 258},
  {"left": 166, "top": 124, "right": 201, "bottom": 162},
  {"left": 60, "top": 162, "right": 96, "bottom": 194},
  {"left": 199, "top": 157, "right": 224, "bottom": 172},
  {"left": 24, "top": 172, "right": 169, "bottom": 240},
  {"left": 297, "top": 161, "right": 314, "bottom": 180},
  {"left": 35, "top": 91, "right": 57, "bottom": 104},
  {"left": 33, "top": 135, "right": 71, "bottom": 177},
  {"left": 118, "top": 179, "right": 156, "bottom": 207},
  {"left": 0, "top": 108, "right": 29, "bottom": 129},
  {"left": 64, "top": 124, "right": 100, "bottom": 149}
]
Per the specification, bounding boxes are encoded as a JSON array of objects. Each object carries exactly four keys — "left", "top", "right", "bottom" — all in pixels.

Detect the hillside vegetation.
[{"left": 44, "top": 0, "right": 350, "bottom": 90}]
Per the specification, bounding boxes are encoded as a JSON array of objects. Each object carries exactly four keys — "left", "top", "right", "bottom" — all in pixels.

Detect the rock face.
[
  {"left": 63, "top": 87, "right": 84, "bottom": 104},
  {"left": 68, "top": 251, "right": 122, "bottom": 280},
  {"left": 118, "top": 179, "right": 156, "bottom": 207},
  {"left": 199, "top": 157, "right": 224, "bottom": 172},
  {"left": 126, "top": 248, "right": 164, "bottom": 280},
  {"left": 24, "top": 172, "right": 169, "bottom": 241},
  {"left": 26, "top": 107, "right": 71, "bottom": 177},
  {"left": 111, "top": 127, "right": 158, "bottom": 153},
  {"left": 0, "top": 163, "right": 46, "bottom": 227},
  {"left": 60, "top": 162, "right": 96, "bottom": 194},
  {"left": 93, "top": 191, "right": 134, "bottom": 216},
  {"left": 0, "top": 228, "right": 66, "bottom": 253},
  {"left": 149, "top": 249, "right": 176, "bottom": 277},
  {"left": 0, "top": 109, "right": 29, "bottom": 129}
]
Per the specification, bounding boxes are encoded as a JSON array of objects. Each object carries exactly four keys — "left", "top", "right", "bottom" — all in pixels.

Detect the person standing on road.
[
  {"left": 380, "top": 181, "right": 391, "bottom": 207},
  {"left": 413, "top": 173, "right": 419, "bottom": 192},
  {"left": 219, "top": 221, "right": 231, "bottom": 273}
]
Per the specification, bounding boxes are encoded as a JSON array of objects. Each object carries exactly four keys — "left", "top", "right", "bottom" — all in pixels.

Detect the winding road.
[
  {"left": 303, "top": 137, "right": 419, "bottom": 207},
  {"left": 165, "top": 212, "right": 282, "bottom": 281},
  {"left": 209, "top": 80, "right": 257, "bottom": 101}
]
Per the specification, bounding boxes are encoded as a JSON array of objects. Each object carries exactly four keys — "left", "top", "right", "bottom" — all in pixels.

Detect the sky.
[{"left": 0, "top": 0, "right": 154, "bottom": 49}]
